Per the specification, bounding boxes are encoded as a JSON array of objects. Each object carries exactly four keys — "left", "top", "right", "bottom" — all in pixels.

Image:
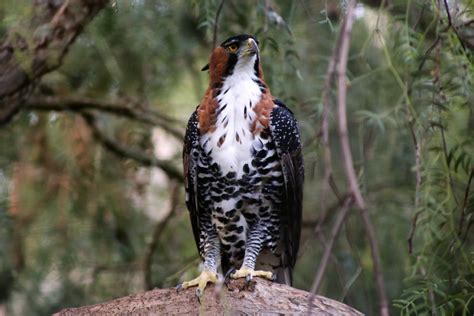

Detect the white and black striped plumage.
[{"left": 182, "top": 34, "right": 303, "bottom": 291}]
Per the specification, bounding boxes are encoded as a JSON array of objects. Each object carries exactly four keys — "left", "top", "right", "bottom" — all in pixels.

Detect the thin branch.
[
  {"left": 442, "top": 0, "right": 466, "bottom": 51},
  {"left": 306, "top": 183, "right": 395, "bottom": 229},
  {"left": 407, "top": 210, "right": 422, "bottom": 254},
  {"left": 144, "top": 182, "right": 180, "bottom": 290},
  {"left": 316, "top": 18, "right": 347, "bottom": 233},
  {"left": 335, "top": 1, "right": 389, "bottom": 315},
  {"left": 81, "top": 112, "right": 183, "bottom": 182},
  {"left": 409, "top": 120, "right": 422, "bottom": 208},
  {"left": 413, "top": 2, "right": 427, "bottom": 31},
  {"left": 336, "top": 0, "right": 364, "bottom": 210},
  {"left": 212, "top": 0, "right": 226, "bottom": 49},
  {"left": 459, "top": 168, "right": 474, "bottom": 239},
  {"left": 359, "top": 208, "right": 389, "bottom": 316},
  {"left": 418, "top": 0, "right": 468, "bottom": 72},
  {"left": 418, "top": 35, "right": 442, "bottom": 72},
  {"left": 439, "top": 118, "right": 459, "bottom": 205},
  {"left": 311, "top": 0, "right": 353, "bottom": 248},
  {"left": 309, "top": 197, "right": 353, "bottom": 296},
  {"left": 24, "top": 96, "right": 184, "bottom": 140},
  {"left": 407, "top": 106, "right": 421, "bottom": 254}
]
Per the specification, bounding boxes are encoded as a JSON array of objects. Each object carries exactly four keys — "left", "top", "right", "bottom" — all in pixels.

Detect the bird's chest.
[{"left": 199, "top": 79, "right": 263, "bottom": 177}]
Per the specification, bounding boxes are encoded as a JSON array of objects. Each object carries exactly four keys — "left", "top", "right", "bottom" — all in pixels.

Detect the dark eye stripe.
[{"left": 223, "top": 39, "right": 239, "bottom": 47}]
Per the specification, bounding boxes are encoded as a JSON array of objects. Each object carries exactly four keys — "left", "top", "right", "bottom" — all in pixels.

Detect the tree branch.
[
  {"left": 144, "top": 182, "right": 180, "bottom": 290},
  {"left": 310, "top": 196, "right": 353, "bottom": 296},
  {"left": 336, "top": 1, "right": 364, "bottom": 211},
  {"left": 81, "top": 112, "right": 183, "bottom": 182},
  {"left": 54, "top": 278, "right": 363, "bottom": 315},
  {"left": 24, "top": 95, "right": 184, "bottom": 140},
  {"left": 407, "top": 110, "right": 421, "bottom": 254},
  {"left": 314, "top": 0, "right": 350, "bottom": 239},
  {"left": 335, "top": 1, "right": 389, "bottom": 315},
  {"left": 0, "top": 0, "right": 109, "bottom": 125}
]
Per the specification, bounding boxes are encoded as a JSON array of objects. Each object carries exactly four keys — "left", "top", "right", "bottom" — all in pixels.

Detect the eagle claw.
[
  {"left": 224, "top": 268, "right": 236, "bottom": 285},
  {"left": 176, "top": 270, "right": 218, "bottom": 302},
  {"left": 230, "top": 267, "right": 273, "bottom": 282},
  {"left": 245, "top": 274, "right": 253, "bottom": 284}
]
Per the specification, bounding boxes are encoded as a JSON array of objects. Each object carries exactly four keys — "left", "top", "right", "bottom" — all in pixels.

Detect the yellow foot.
[
  {"left": 230, "top": 267, "right": 274, "bottom": 282},
  {"left": 177, "top": 270, "right": 218, "bottom": 299}
]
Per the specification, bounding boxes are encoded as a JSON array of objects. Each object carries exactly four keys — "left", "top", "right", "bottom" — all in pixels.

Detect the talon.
[
  {"left": 176, "top": 284, "right": 183, "bottom": 293},
  {"left": 245, "top": 274, "right": 253, "bottom": 283},
  {"left": 271, "top": 274, "right": 277, "bottom": 282},
  {"left": 224, "top": 268, "right": 236, "bottom": 285},
  {"left": 196, "top": 287, "right": 203, "bottom": 302},
  {"left": 177, "top": 270, "right": 217, "bottom": 301}
]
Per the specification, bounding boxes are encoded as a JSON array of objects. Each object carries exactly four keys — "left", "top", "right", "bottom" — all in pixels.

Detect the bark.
[
  {"left": 0, "top": 0, "right": 109, "bottom": 125},
  {"left": 54, "top": 278, "right": 363, "bottom": 315}
]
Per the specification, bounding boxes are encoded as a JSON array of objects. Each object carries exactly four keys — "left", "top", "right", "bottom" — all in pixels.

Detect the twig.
[
  {"left": 359, "top": 208, "right": 389, "bottom": 315},
  {"left": 313, "top": 0, "right": 350, "bottom": 236},
  {"left": 461, "top": 219, "right": 473, "bottom": 246},
  {"left": 418, "top": 0, "right": 467, "bottom": 72},
  {"left": 439, "top": 119, "right": 460, "bottom": 206},
  {"left": 212, "top": 0, "right": 226, "bottom": 49},
  {"left": 413, "top": 2, "right": 427, "bottom": 31},
  {"left": 306, "top": 183, "right": 395, "bottom": 229},
  {"left": 336, "top": 0, "right": 363, "bottom": 210},
  {"left": 81, "top": 112, "right": 183, "bottom": 182},
  {"left": 419, "top": 36, "right": 442, "bottom": 72},
  {"left": 407, "top": 210, "right": 422, "bottom": 254},
  {"left": 309, "top": 197, "right": 353, "bottom": 296},
  {"left": 144, "top": 182, "right": 180, "bottom": 290},
  {"left": 442, "top": 0, "right": 466, "bottom": 51},
  {"left": 459, "top": 169, "right": 474, "bottom": 239},
  {"left": 406, "top": 103, "right": 421, "bottom": 254},
  {"left": 335, "top": 1, "right": 389, "bottom": 315},
  {"left": 24, "top": 96, "right": 184, "bottom": 140},
  {"left": 409, "top": 120, "right": 422, "bottom": 208}
]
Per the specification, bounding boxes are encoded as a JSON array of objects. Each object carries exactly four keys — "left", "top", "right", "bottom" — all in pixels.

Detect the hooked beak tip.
[{"left": 245, "top": 38, "right": 258, "bottom": 56}]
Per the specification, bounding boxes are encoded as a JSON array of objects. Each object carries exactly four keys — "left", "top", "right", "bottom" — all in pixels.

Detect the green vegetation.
[{"left": 0, "top": 1, "right": 472, "bottom": 315}]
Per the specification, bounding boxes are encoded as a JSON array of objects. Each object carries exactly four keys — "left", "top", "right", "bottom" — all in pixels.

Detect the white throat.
[{"left": 200, "top": 55, "right": 263, "bottom": 176}]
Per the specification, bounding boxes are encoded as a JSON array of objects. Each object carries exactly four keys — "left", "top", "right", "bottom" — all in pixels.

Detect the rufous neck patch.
[
  {"left": 251, "top": 89, "right": 274, "bottom": 134},
  {"left": 209, "top": 47, "right": 229, "bottom": 88},
  {"left": 198, "top": 87, "right": 218, "bottom": 135}
]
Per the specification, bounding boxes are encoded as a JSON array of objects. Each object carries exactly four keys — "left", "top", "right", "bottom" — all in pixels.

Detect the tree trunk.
[
  {"left": 0, "top": 0, "right": 109, "bottom": 125},
  {"left": 54, "top": 278, "right": 363, "bottom": 315}
]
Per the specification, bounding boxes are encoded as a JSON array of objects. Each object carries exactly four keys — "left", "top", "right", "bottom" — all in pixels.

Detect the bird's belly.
[
  {"left": 209, "top": 141, "right": 252, "bottom": 177},
  {"left": 199, "top": 127, "right": 284, "bottom": 267},
  {"left": 208, "top": 177, "right": 282, "bottom": 267}
]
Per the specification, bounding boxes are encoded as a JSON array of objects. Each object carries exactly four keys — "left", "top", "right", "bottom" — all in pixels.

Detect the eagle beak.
[{"left": 242, "top": 38, "right": 258, "bottom": 57}]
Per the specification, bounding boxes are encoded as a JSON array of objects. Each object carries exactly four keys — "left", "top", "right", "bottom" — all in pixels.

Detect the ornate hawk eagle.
[{"left": 180, "top": 34, "right": 304, "bottom": 297}]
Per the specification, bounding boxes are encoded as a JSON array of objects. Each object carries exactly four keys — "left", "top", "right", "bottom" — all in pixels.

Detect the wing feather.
[
  {"left": 269, "top": 100, "right": 304, "bottom": 271},
  {"left": 183, "top": 110, "right": 203, "bottom": 258}
]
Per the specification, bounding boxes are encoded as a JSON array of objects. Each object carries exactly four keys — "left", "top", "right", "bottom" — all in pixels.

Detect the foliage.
[{"left": 0, "top": 0, "right": 472, "bottom": 315}]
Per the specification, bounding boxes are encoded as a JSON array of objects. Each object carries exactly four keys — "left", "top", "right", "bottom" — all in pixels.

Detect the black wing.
[
  {"left": 183, "top": 110, "right": 203, "bottom": 258},
  {"left": 269, "top": 100, "right": 304, "bottom": 270}
]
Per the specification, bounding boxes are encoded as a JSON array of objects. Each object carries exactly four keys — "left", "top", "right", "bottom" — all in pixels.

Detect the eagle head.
[{"left": 203, "top": 34, "right": 263, "bottom": 86}]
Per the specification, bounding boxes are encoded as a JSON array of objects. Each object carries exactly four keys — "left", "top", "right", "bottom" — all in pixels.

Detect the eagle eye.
[{"left": 227, "top": 44, "right": 238, "bottom": 52}]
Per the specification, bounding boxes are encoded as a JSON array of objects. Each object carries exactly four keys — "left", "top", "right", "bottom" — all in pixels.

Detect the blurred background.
[{"left": 0, "top": 0, "right": 473, "bottom": 315}]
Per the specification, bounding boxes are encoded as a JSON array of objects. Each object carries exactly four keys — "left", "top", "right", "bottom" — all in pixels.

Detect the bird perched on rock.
[{"left": 180, "top": 34, "right": 304, "bottom": 298}]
